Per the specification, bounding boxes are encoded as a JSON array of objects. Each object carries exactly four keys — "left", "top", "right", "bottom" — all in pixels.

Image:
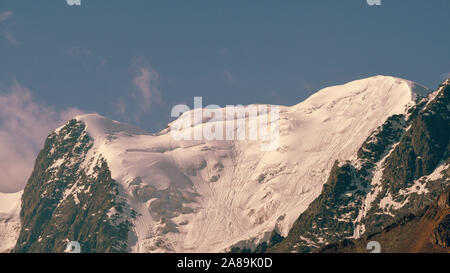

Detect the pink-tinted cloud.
[
  {"left": 0, "top": 11, "right": 12, "bottom": 23},
  {"left": 2, "top": 30, "right": 18, "bottom": 45},
  {"left": 131, "top": 57, "right": 162, "bottom": 113},
  {"left": 0, "top": 10, "right": 18, "bottom": 45},
  {"left": 224, "top": 70, "right": 236, "bottom": 84},
  {"left": 0, "top": 80, "right": 83, "bottom": 193},
  {"left": 444, "top": 72, "right": 450, "bottom": 80},
  {"left": 115, "top": 98, "right": 127, "bottom": 120}
]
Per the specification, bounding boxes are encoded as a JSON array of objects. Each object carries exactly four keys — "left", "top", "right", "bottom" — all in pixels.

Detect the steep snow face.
[
  {"left": 75, "top": 75, "right": 428, "bottom": 252},
  {"left": 0, "top": 191, "right": 22, "bottom": 252}
]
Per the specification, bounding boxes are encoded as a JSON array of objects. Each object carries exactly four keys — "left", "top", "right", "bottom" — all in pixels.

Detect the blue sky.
[
  {"left": 1, "top": 0, "right": 449, "bottom": 131},
  {"left": 0, "top": 0, "right": 449, "bottom": 192}
]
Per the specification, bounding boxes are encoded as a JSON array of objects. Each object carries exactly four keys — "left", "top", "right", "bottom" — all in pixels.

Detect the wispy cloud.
[
  {"left": 0, "top": 11, "right": 12, "bottom": 23},
  {"left": 2, "top": 30, "right": 18, "bottom": 45},
  {"left": 66, "top": 46, "right": 91, "bottom": 57},
  {"left": 0, "top": 80, "right": 83, "bottom": 193},
  {"left": 115, "top": 98, "right": 127, "bottom": 120},
  {"left": 0, "top": 10, "right": 19, "bottom": 45},
  {"left": 224, "top": 70, "right": 236, "bottom": 84},
  {"left": 131, "top": 57, "right": 162, "bottom": 113},
  {"left": 113, "top": 57, "right": 163, "bottom": 122}
]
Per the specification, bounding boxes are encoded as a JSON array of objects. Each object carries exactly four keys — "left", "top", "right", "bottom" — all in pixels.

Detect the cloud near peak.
[
  {"left": 116, "top": 57, "right": 163, "bottom": 122},
  {"left": 131, "top": 57, "right": 162, "bottom": 114},
  {"left": 0, "top": 80, "right": 83, "bottom": 193},
  {"left": 0, "top": 11, "right": 12, "bottom": 23},
  {"left": 133, "top": 66, "right": 162, "bottom": 112}
]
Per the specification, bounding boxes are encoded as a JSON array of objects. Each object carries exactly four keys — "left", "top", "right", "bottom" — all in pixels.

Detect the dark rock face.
[
  {"left": 269, "top": 161, "right": 366, "bottom": 253},
  {"left": 383, "top": 84, "right": 450, "bottom": 193},
  {"left": 358, "top": 82, "right": 450, "bottom": 236},
  {"left": 13, "top": 120, "right": 133, "bottom": 253},
  {"left": 268, "top": 80, "right": 450, "bottom": 253},
  {"left": 357, "top": 114, "right": 406, "bottom": 164},
  {"left": 431, "top": 215, "right": 450, "bottom": 248},
  {"left": 230, "top": 230, "right": 285, "bottom": 253},
  {"left": 269, "top": 162, "right": 361, "bottom": 253},
  {"left": 430, "top": 190, "right": 450, "bottom": 248},
  {"left": 317, "top": 188, "right": 450, "bottom": 253}
]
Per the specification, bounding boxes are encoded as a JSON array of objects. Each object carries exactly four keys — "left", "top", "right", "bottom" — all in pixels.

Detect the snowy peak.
[
  {"left": 294, "top": 75, "right": 429, "bottom": 111},
  {"left": 270, "top": 77, "right": 449, "bottom": 253},
  {"left": 74, "top": 76, "right": 429, "bottom": 141},
  {"left": 75, "top": 113, "right": 149, "bottom": 140},
  {"left": 62, "top": 75, "right": 431, "bottom": 252}
]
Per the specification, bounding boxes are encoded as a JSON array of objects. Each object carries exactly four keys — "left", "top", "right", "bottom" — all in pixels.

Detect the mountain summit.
[{"left": 3, "top": 76, "right": 449, "bottom": 253}]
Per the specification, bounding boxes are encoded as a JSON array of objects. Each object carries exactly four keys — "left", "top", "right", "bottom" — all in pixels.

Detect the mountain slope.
[
  {"left": 268, "top": 79, "right": 449, "bottom": 253},
  {"left": 13, "top": 120, "right": 132, "bottom": 253},
  {"left": 318, "top": 187, "right": 450, "bottom": 253},
  {"left": 11, "top": 75, "right": 436, "bottom": 253}
]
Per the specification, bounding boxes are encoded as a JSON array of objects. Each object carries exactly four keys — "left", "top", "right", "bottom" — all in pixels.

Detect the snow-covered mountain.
[{"left": 3, "top": 75, "right": 449, "bottom": 253}]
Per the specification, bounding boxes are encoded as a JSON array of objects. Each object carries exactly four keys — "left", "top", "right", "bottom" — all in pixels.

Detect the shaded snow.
[{"left": 0, "top": 190, "right": 22, "bottom": 252}]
